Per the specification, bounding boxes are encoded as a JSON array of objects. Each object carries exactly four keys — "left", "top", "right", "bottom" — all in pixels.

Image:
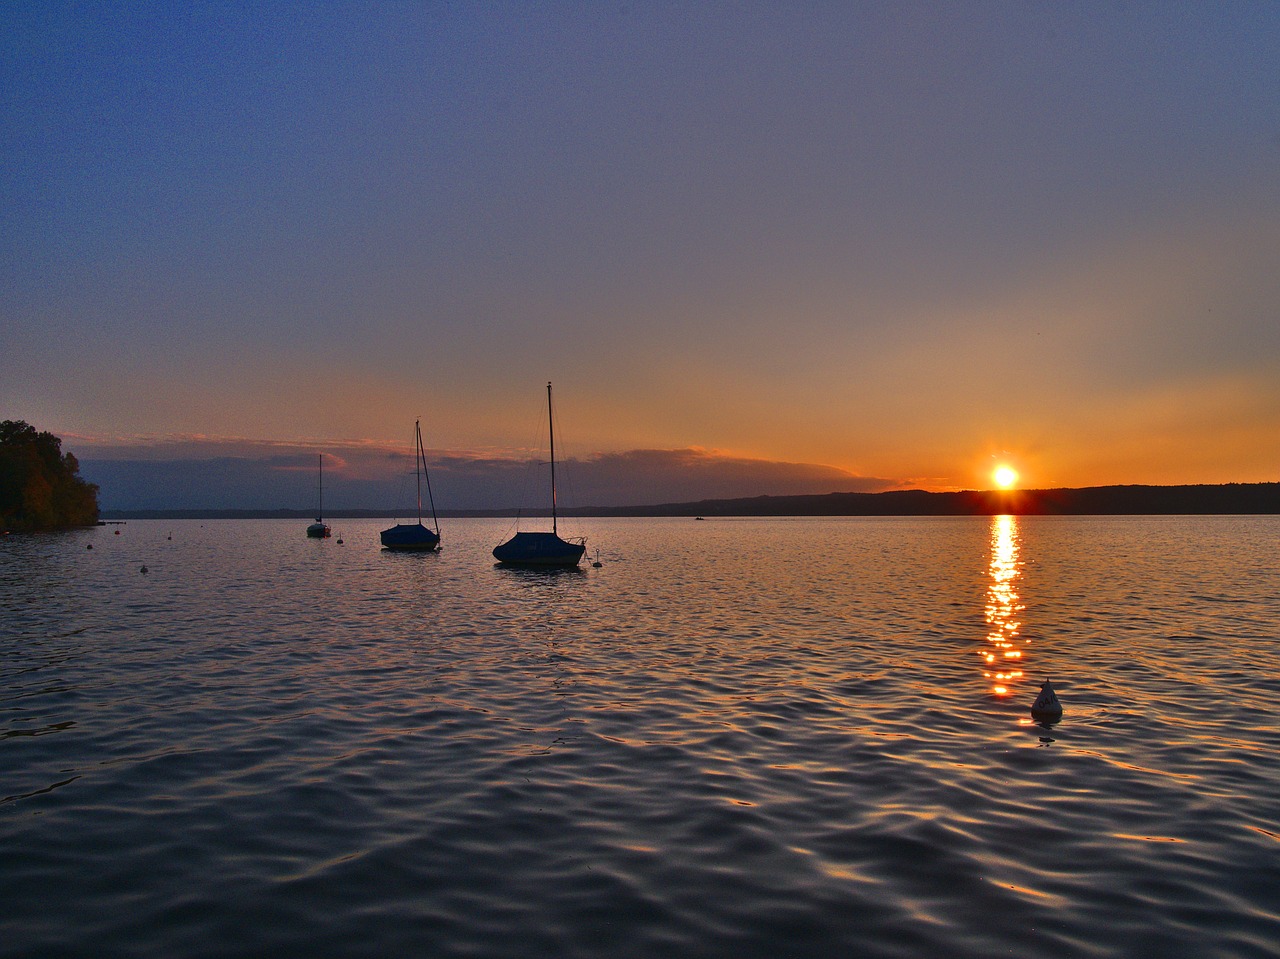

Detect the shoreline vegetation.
[
  {"left": 100, "top": 481, "right": 1280, "bottom": 520},
  {"left": 1, "top": 421, "right": 100, "bottom": 532}
]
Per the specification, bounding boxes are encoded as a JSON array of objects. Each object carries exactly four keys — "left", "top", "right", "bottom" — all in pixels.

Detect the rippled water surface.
[{"left": 3, "top": 516, "right": 1279, "bottom": 958}]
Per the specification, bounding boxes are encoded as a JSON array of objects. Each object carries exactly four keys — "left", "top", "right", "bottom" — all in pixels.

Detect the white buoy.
[{"left": 1030, "top": 679, "right": 1063, "bottom": 722}]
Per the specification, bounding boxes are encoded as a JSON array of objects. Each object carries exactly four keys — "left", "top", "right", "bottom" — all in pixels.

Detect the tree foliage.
[{"left": 0, "top": 420, "right": 100, "bottom": 531}]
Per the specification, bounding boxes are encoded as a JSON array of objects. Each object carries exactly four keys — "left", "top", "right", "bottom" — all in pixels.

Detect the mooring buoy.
[{"left": 1030, "top": 679, "right": 1063, "bottom": 723}]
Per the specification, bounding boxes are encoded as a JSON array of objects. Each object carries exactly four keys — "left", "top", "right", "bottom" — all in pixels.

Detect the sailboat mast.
[
  {"left": 318, "top": 453, "right": 323, "bottom": 520},
  {"left": 414, "top": 419, "right": 423, "bottom": 524},
  {"left": 547, "top": 381, "right": 557, "bottom": 536}
]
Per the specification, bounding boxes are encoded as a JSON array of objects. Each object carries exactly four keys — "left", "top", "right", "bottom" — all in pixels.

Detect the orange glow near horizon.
[{"left": 993, "top": 465, "right": 1019, "bottom": 489}]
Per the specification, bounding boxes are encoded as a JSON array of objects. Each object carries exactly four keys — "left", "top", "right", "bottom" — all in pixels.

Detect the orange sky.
[{"left": 4, "top": 5, "right": 1278, "bottom": 507}]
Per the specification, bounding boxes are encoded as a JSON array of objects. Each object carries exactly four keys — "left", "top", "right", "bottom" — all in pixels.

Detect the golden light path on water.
[{"left": 983, "top": 514, "right": 1025, "bottom": 698}]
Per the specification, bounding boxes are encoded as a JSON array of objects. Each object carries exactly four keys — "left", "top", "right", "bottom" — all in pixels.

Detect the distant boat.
[
  {"left": 493, "top": 382, "right": 586, "bottom": 568},
  {"left": 380, "top": 419, "right": 441, "bottom": 551},
  {"left": 306, "top": 454, "right": 331, "bottom": 538}
]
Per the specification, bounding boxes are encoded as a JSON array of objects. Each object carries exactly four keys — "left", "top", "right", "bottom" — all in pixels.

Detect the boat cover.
[
  {"left": 380, "top": 522, "right": 440, "bottom": 550},
  {"left": 492, "top": 531, "right": 585, "bottom": 566}
]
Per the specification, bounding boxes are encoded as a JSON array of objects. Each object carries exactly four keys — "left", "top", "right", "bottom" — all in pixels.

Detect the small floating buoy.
[
  {"left": 114, "top": 529, "right": 120, "bottom": 535},
  {"left": 86, "top": 543, "right": 93, "bottom": 550},
  {"left": 591, "top": 548, "right": 602, "bottom": 568},
  {"left": 336, "top": 538, "right": 343, "bottom": 545},
  {"left": 140, "top": 565, "right": 148, "bottom": 574},
  {"left": 1030, "top": 680, "right": 1063, "bottom": 723}
]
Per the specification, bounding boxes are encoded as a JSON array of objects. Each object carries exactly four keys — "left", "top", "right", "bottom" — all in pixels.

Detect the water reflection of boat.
[
  {"left": 380, "top": 420, "right": 441, "bottom": 551},
  {"left": 306, "top": 454, "right": 331, "bottom": 538},
  {"left": 493, "top": 383, "right": 586, "bottom": 568}
]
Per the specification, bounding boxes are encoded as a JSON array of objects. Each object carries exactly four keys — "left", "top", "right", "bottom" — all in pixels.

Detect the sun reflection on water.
[{"left": 984, "top": 514, "right": 1025, "bottom": 698}]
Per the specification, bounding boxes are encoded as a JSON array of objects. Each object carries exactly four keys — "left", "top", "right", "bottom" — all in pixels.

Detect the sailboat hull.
[
  {"left": 380, "top": 523, "right": 441, "bottom": 551},
  {"left": 492, "top": 531, "right": 585, "bottom": 567},
  {"left": 306, "top": 522, "right": 330, "bottom": 538}
]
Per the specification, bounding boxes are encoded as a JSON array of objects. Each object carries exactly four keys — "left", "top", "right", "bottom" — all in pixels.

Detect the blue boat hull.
[
  {"left": 492, "top": 531, "right": 585, "bottom": 567},
  {"left": 380, "top": 523, "right": 440, "bottom": 551}
]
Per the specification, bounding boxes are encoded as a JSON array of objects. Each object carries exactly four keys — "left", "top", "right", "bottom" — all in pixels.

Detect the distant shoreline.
[{"left": 100, "top": 481, "right": 1280, "bottom": 519}]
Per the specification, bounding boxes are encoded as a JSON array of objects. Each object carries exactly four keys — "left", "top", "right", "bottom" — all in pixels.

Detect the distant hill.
[
  {"left": 98, "top": 482, "right": 1280, "bottom": 519},
  {"left": 582, "top": 482, "right": 1280, "bottom": 517}
]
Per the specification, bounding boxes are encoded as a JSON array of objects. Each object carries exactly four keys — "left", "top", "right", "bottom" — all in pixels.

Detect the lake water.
[{"left": 2, "top": 516, "right": 1278, "bottom": 958}]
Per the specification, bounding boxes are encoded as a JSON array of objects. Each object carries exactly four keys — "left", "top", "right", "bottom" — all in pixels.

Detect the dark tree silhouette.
[{"left": 0, "top": 420, "right": 100, "bottom": 531}]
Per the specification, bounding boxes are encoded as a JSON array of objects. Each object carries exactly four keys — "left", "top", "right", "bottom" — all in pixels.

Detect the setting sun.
[{"left": 993, "top": 465, "right": 1019, "bottom": 489}]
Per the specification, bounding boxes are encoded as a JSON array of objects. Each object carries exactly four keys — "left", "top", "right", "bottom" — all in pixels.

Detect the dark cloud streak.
[{"left": 78, "top": 445, "right": 895, "bottom": 511}]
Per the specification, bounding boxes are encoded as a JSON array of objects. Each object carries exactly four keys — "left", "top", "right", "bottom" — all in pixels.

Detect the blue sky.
[{"left": 4, "top": 2, "right": 1278, "bottom": 509}]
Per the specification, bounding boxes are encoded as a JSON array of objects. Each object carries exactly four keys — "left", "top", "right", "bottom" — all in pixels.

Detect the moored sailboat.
[
  {"left": 493, "top": 382, "right": 586, "bottom": 567},
  {"left": 380, "top": 419, "right": 441, "bottom": 551},
  {"left": 306, "top": 454, "right": 331, "bottom": 538}
]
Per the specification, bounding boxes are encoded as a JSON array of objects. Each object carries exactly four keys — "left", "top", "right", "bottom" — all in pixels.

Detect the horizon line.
[{"left": 98, "top": 480, "right": 1280, "bottom": 520}]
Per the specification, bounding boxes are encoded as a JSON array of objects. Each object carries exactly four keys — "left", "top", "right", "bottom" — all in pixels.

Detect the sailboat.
[
  {"left": 306, "top": 454, "right": 331, "bottom": 538},
  {"left": 380, "top": 419, "right": 441, "bottom": 551},
  {"left": 493, "top": 382, "right": 586, "bottom": 567}
]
